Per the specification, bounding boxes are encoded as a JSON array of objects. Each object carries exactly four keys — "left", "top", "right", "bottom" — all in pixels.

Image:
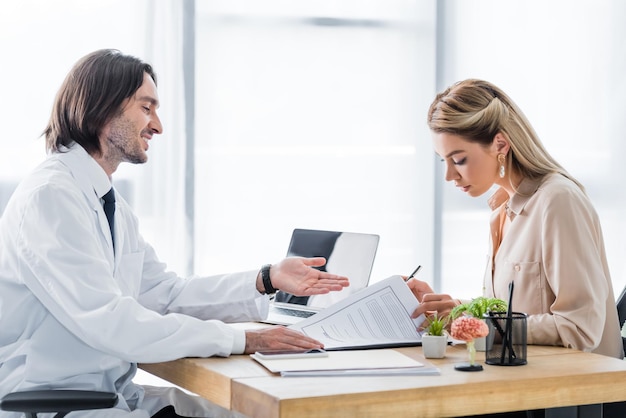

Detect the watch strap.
[{"left": 261, "top": 264, "right": 276, "bottom": 294}]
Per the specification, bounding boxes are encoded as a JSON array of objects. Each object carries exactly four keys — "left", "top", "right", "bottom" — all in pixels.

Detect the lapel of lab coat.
[{"left": 55, "top": 145, "right": 117, "bottom": 264}]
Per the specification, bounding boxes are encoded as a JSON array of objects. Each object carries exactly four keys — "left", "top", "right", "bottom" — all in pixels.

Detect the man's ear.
[{"left": 493, "top": 132, "right": 510, "bottom": 154}]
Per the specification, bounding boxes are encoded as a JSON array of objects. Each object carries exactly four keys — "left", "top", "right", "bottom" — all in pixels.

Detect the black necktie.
[{"left": 102, "top": 188, "right": 116, "bottom": 250}]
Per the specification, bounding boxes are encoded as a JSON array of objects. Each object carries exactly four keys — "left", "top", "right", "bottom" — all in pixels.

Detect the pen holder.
[{"left": 484, "top": 312, "right": 527, "bottom": 366}]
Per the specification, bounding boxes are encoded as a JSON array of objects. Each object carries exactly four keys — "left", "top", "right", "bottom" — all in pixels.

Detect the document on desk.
[
  {"left": 289, "top": 275, "right": 426, "bottom": 350},
  {"left": 251, "top": 349, "right": 440, "bottom": 377}
]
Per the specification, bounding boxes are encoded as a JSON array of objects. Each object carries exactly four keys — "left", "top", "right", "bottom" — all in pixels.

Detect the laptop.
[{"left": 263, "top": 228, "right": 380, "bottom": 326}]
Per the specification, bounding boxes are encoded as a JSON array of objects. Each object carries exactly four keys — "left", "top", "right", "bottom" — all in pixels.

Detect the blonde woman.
[{"left": 408, "top": 79, "right": 622, "bottom": 360}]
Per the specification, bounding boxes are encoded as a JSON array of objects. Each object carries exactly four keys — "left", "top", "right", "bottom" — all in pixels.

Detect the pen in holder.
[{"left": 485, "top": 311, "right": 527, "bottom": 366}]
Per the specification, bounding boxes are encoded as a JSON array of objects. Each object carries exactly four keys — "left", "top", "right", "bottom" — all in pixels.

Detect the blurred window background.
[{"left": 1, "top": 0, "right": 625, "bottom": 303}]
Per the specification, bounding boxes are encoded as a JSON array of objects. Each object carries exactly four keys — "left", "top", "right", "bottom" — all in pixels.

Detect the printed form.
[{"left": 289, "top": 275, "right": 426, "bottom": 350}]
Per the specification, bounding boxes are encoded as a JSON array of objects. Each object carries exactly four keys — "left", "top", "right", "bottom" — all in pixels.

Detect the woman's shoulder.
[
  {"left": 538, "top": 173, "right": 585, "bottom": 196},
  {"left": 536, "top": 173, "right": 597, "bottom": 215}
]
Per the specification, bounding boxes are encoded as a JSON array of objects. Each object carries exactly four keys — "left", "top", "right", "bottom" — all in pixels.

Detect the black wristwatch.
[{"left": 261, "top": 264, "right": 276, "bottom": 295}]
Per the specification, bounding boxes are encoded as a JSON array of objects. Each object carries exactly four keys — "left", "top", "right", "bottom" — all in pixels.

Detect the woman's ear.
[{"left": 493, "top": 132, "right": 510, "bottom": 154}]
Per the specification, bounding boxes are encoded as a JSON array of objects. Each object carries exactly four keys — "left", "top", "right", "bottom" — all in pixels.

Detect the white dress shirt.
[{"left": 0, "top": 144, "right": 269, "bottom": 416}]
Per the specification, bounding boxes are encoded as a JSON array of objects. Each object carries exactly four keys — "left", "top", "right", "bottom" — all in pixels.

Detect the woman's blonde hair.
[{"left": 427, "top": 79, "right": 583, "bottom": 191}]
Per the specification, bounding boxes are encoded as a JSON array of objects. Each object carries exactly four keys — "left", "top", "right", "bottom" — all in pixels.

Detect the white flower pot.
[
  {"left": 421, "top": 334, "right": 447, "bottom": 359},
  {"left": 474, "top": 319, "right": 490, "bottom": 351},
  {"left": 474, "top": 335, "right": 486, "bottom": 351}
]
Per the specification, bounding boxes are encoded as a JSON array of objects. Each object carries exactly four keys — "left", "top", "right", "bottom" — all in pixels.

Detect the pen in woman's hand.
[{"left": 404, "top": 265, "right": 422, "bottom": 282}]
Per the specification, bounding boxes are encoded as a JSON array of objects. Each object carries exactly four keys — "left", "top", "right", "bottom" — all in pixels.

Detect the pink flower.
[{"left": 451, "top": 316, "right": 489, "bottom": 342}]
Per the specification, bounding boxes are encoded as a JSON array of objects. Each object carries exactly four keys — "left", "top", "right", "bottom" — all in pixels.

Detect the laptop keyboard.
[{"left": 273, "top": 307, "right": 317, "bottom": 318}]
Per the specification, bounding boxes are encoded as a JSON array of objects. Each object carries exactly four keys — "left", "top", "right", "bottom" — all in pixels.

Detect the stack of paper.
[
  {"left": 288, "top": 275, "right": 427, "bottom": 350},
  {"left": 251, "top": 349, "right": 440, "bottom": 377}
]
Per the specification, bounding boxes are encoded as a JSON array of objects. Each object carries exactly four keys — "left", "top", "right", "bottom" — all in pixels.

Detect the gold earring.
[{"left": 498, "top": 154, "right": 506, "bottom": 178}]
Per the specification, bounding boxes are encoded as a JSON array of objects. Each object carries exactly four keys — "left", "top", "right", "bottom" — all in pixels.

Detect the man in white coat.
[{"left": 0, "top": 49, "right": 349, "bottom": 417}]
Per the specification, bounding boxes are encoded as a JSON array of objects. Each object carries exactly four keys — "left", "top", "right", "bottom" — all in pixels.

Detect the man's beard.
[{"left": 106, "top": 116, "right": 148, "bottom": 165}]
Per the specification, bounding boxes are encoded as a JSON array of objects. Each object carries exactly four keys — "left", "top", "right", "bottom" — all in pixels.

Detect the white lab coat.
[{"left": 0, "top": 144, "right": 269, "bottom": 417}]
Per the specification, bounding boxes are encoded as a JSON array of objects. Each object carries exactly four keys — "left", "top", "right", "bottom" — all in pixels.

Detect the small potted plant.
[
  {"left": 421, "top": 313, "right": 449, "bottom": 359},
  {"left": 450, "top": 297, "right": 507, "bottom": 320},
  {"left": 450, "top": 297, "right": 507, "bottom": 351}
]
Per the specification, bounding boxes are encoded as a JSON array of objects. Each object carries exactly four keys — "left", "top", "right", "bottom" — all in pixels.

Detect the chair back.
[{"left": 616, "top": 286, "right": 626, "bottom": 355}]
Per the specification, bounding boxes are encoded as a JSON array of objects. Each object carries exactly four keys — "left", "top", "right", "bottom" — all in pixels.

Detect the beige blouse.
[{"left": 483, "top": 174, "right": 623, "bottom": 358}]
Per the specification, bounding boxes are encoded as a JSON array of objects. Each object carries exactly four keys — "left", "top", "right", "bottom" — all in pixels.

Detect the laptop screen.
[{"left": 275, "top": 228, "right": 379, "bottom": 309}]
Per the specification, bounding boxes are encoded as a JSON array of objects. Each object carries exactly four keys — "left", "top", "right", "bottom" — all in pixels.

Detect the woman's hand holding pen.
[
  {"left": 404, "top": 271, "right": 459, "bottom": 322},
  {"left": 411, "top": 293, "right": 458, "bottom": 321},
  {"left": 405, "top": 277, "right": 434, "bottom": 303},
  {"left": 404, "top": 265, "right": 435, "bottom": 304}
]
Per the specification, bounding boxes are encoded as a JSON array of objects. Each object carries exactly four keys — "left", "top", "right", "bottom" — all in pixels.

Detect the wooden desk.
[{"left": 140, "top": 345, "right": 626, "bottom": 418}]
